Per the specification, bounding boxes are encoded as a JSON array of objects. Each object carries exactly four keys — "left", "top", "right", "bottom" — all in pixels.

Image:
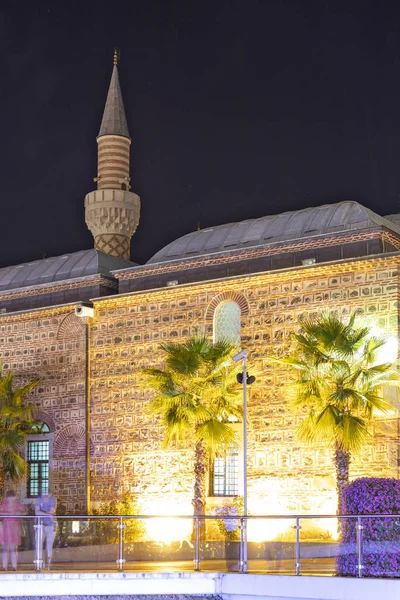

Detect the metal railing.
[{"left": 0, "top": 513, "right": 399, "bottom": 577}]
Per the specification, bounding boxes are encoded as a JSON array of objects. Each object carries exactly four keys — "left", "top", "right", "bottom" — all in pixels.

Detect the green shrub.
[{"left": 91, "top": 492, "right": 145, "bottom": 544}]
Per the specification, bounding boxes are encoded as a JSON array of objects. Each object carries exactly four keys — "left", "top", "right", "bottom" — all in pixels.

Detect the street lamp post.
[{"left": 232, "top": 349, "right": 249, "bottom": 573}]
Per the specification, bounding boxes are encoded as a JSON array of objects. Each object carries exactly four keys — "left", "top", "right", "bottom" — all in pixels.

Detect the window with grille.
[
  {"left": 214, "top": 301, "right": 241, "bottom": 346},
  {"left": 212, "top": 447, "right": 239, "bottom": 496},
  {"left": 27, "top": 440, "right": 49, "bottom": 498}
]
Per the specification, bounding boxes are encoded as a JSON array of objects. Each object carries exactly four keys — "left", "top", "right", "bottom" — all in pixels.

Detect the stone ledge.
[
  {"left": 0, "top": 571, "right": 219, "bottom": 597},
  {"left": 0, "top": 572, "right": 398, "bottom": 600}
]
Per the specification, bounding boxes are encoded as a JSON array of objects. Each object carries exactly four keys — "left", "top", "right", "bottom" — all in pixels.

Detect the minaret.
[{"left": 85, "top": 50, "right": 140, "bottom": 260}]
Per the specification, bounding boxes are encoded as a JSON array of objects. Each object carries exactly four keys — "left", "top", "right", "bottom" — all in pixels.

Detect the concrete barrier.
[{"left": 0, "top": 571, "right": 399, "bottom": 599}]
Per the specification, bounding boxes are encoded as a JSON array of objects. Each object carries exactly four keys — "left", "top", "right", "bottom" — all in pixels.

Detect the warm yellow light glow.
[
  {"left": 247, "top": 492, "right": 338, "bottom": 542},
  {"left": 248, "top": 495, "right": 294, "bottom": 541},
  {"left": 380, "top": 336, "right": 399, "bottom": 364},
  {"left": 142, "top": 498, "right": 193, "bottom": 545},
  {"left": 317, "top": 517, "right": 339, "bottom": 541},
  {"left": 366, "top": 325, "right": 399, "bottom": 364},
  {"left": 248, "top": 517, "right": 293, "bottom": 542}
]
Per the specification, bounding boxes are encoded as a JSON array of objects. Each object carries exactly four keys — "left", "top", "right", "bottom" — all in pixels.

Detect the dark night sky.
[{"left": 1, "top": 0, "right": 400, "bottom": 267}]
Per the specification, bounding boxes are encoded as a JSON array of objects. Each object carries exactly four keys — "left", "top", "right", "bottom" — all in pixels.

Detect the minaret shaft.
[
  {"left": 97, "top": 135, "right": 131, "bottom": 190},
  {"left": 85, "top": 57, "right": 140, "bottom": 260}
]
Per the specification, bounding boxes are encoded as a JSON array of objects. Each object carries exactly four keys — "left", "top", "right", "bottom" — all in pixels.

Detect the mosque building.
[{"left": 1, "top": 54, "right": 399, "bottom": 537}]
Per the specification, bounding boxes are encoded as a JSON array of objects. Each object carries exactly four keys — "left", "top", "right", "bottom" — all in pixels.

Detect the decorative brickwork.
[
  {"left": 0, "top": 305, "right": 88, "bottom": 512},
  {"left": 85, "top": 188, "right": 141, "bottom": 260},
  {"left": 85, "top": 85, "right": 141, "bottom": 261},
  {"left": 94, "top": 234, "right": 131, "bottom": 260},
  {"left": 57, "top": 313, "right": 86, "bottom": 340},
  {"left": 205, "top": 292, "right": 249, "bottom": 320},
  {"left": 89, "top": 257, "right": 400, "bottom": 517},
  {"left": 97, "top": 136, "right": 130, "bottom": 190},
  {"left": 0, "top": 275, "right": 117, "bottom": 303},
  {"left": 1, "top": 249, "right": 399, "bottom": 519},
  {"left": 54, "top": 424, "right": 90, "bottom": 456}
]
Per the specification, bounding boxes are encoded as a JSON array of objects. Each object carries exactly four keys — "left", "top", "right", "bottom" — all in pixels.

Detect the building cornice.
[
  {"left": 0, "top": 274, "right": 117, "bottom": 302},
  {"left": 113, "top": 227, "right": 400, "bottom": 281},
  {"left": 93, "top": 249, "right": 400, "bottom": 307}
]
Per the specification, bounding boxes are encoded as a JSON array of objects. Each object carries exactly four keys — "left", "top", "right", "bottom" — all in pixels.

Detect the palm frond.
[
  {"left": 0, "top": 370, "right": 40, "bottom": 482},
  {"left": 140, "top": 336, "right": 242, "bottom": 461},
  {"left": 275, "top": 310, "right": 399, "bottom": 462},
  {"left": 336, "top": 413, "right": 369, "bottom": 453},
  {"left": 195, "top": 420, "right": 237, "bottom": 457}
]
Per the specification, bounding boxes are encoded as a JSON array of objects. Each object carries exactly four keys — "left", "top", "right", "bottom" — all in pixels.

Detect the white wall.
[{"left": 0, "top": 571, "right": 398, "bottom": 599}]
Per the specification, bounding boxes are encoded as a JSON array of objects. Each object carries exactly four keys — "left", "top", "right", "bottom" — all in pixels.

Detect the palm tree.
[
  {"left": 142, "top": 336, "right": 242, "bottom": 518},
  {"left": 0, "top": 368, "right": 39, "bottom": 492},
  {"left": 272, "top": 311, "right": 400, "bottom": 514}
]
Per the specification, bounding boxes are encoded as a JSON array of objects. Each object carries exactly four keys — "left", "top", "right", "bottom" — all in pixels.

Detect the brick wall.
[
  {"left": 90, "top": 255, "right": 400, "bottom": 516},
  {"left": 0, "top": 307, "right": 88, "bottom": 512}
]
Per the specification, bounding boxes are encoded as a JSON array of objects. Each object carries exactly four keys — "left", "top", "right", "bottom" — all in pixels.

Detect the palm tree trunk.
[
  {"left": 335, "top": 442, "right": 350, "bottom": 515},
  {"left": 192, "top": 439, "right": 208, "bottom": 539}
]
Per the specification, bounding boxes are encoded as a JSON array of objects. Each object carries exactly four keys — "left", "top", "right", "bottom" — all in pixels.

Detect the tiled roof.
[
  {"left": 0, "top": 249, "right": 134, "bottom": 292},
  {"left": 148, "top": 201, "right": 400, "bottom": 264}
]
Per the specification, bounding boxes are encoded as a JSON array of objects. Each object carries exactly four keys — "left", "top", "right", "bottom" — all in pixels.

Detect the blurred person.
[
  {"left": 0, "top": 490, "right": 24, "bottom": 571},
  {"left": 215, "top": 504, "right": 240, "bottom": 571},
  {"left": 35, "top": 493, "right": 56, "bottom": 568}
]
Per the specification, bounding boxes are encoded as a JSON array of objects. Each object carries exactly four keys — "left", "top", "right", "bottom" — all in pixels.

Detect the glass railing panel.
[
  {"left": 6, "top": 512, "right": 398, "bottom": 576},
  {"left": 297, "top": 516, "right": 341, "bottom": 576},
  {"left": 197, "top": 516, "right": 241, "bottom": 573},
  {"left": 45, "top": 517, "right": 120, "bottom": 571},
  {"left": 123, "top": 517, "right": 196, "bottom": 571},
  {"left": 361, "top": 515, "right": 400, "bottom": 578},
  {"left": 1, "top": 516, "right": 35, "bottom": 572},
  {"left": 364, "top": 515, "right": 400, "bottom": 578},
  {"left": 335, "top": 515, "right": 400, "bottom": 579},
  {"left": 247, "top": 517, "right": 296, "bottom": 574}
]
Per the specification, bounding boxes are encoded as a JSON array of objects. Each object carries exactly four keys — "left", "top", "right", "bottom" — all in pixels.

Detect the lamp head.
[{"left": 232, "top": 349, "right": 248, "bottom": 363}]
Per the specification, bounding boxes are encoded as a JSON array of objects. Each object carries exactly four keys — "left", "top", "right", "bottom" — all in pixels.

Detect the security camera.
[
  {"left": 75, "top": 306, "right": 94, "bottom": 318},
  {"left": 232, "top": 349, "right": 248, "bottom": 363}
]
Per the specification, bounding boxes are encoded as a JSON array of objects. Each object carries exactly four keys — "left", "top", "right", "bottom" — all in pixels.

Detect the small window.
[
  {"left": 212, "top": 447, "right": 239, "bottom": 496},
  {"left": 27, "top": 440, "right": 49, "bottom": 498},
  {"left": 214, "top": 301, "right": 241, "bottom": 346},
  {"left": 31, "top": 421, "right": 50, "bottom": 434}
]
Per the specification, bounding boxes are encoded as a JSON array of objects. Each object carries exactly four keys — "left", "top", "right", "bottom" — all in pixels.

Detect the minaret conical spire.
[
  {"left": 98, "top": 50, "right": 130, "bottom": 139},
  {"left": 84, "top": 51, "right": 141, "bottom": 260}
]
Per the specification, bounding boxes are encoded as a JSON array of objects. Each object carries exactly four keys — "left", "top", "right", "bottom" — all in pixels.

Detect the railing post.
[
  {"left": 33, "top": 517, "right": 43, "bottom": 571},
  {"left": 356, "top": 516, "right": 363, "bottom": 578},
  {"left": 194, "top": 517, "right": 200, "bottom": 571},
  {"left": 239, "top": 517, "right": 248, "bottom": 574},
  {"left": 294, "top": 517, "right": 301, "bottom": 576},
  {"left": 116, "top": 517, "right": 126, "bottom": 571}
]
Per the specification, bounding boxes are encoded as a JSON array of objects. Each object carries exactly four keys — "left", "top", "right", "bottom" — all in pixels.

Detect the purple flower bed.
[{"left": 337, "top": 478, "right": 400, "bottom": 577}]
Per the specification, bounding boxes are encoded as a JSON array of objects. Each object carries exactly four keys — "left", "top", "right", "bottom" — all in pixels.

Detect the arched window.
[
  {"left": 214, "top": 301, "right": 241, "bottom": 346},
  {"left": 31, "top": 421, "right": 50, "bottom": 434}
]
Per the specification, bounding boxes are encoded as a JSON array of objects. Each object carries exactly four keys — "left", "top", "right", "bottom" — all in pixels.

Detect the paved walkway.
[{"left": 0, "top": 557, "right": 335, "bottom": 576}]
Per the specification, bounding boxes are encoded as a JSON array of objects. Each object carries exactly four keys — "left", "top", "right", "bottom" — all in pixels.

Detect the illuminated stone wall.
[
  {"left": 0, "top": 307, "right": 88, "bottom": 512},
  {"left": 89, "top": 256, "right": 400, "bottom": 518},
  {"left": 2, "top": 253, "right": 398, "bottom": 520}
]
